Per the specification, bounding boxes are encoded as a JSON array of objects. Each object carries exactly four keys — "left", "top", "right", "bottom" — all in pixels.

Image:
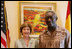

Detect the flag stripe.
[
  {"left": 1, "top": 43, "right": 5, "bottom": 48},
  {"left": 1, "top": 36, "right": 7, "bottom": 48},
  {"left": 1, "top": 30, "right": 6, "bottom": 42},
  {"left": 6, "top": 29, "right": 10, "bottom": 48},
  {"left": 66, "top": 1, "right": 70, "bottom": 19},
  {"left": 65, "top": 14, "right": 71, "bottom": 33},
  {"left": 65, "top": 1, "right": 71, "bottom": 34}
]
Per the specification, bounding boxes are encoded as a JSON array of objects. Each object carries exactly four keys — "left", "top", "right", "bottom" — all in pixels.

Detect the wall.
[
  {"left": 5, "top": 1, "right": 68, "bottom": 48},
  {"left": 5, "top": 1, "right": 19, "bottom": 48},
  {"left": 56, "top": 1, "right": 68, "bottom": 27}
]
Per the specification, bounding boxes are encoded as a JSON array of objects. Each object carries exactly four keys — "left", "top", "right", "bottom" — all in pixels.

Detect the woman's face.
[{"left": 22, "top": 27, "right": 30, "bottom": 36}]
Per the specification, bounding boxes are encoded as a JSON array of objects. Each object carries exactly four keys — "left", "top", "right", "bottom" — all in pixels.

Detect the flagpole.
[{"left": 4, "top": 1, "right": 10, "bottom": 48}]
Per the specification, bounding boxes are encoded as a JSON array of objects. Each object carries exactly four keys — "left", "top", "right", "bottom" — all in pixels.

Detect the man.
[{"left": 39, "top": 11, "right": 71, "bottom": 48}]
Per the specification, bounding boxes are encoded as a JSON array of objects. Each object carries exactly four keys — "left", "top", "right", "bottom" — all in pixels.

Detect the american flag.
[{"left": 1, "top": 1, "right": 10, "bottom": 48}]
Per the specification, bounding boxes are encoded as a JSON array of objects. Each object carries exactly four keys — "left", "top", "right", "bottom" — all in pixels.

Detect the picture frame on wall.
[{"left": 19, "top": 1, "right": 56, "bottom": 35}]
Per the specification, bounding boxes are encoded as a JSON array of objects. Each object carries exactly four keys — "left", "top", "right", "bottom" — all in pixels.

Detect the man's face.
[{"left": 45, "top": 12, "right": 56, "bottom": 27}]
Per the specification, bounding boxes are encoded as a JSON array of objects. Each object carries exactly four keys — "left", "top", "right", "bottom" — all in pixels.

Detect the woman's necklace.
[{"left": 24, "top": 39, "right": 29, "bottom": 47}]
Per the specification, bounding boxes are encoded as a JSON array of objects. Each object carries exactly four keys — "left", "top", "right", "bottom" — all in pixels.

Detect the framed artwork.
[{"left": 19, "top": 1, "right": 56, "bottom": 34}]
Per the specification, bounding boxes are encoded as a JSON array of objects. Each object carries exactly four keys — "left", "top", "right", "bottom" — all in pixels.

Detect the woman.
[{"left": 14, "top": 23, "right": 39, "bottom": 48}]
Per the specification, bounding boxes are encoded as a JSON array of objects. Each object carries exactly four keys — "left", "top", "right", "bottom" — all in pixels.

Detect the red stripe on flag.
[
  {"left": 6, "top": 29, "right": 10, "bottom": 48},
  {"left": 1, "top": 36, "right": 7, "bottom": 48},
  {"left": 6, "top": 29, "right": 10, "bottom": 41},
  {"left": 66, "top": 1, "right": 70, "bottom": 19}
]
